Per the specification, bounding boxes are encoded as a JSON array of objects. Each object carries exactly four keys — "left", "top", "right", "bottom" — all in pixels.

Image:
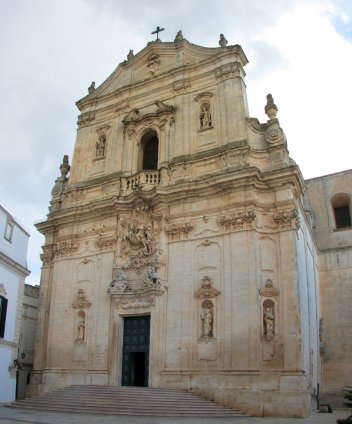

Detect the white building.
[{"left": 0, "top": 205, "right": 30, "bottom": 402}]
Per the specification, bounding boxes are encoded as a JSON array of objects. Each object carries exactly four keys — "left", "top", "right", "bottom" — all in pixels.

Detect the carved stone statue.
[
  {"left": 96, "top": 134, "right": 106, "bottom": 158},
  {"left": 200, "top": 104, "right": 212, "bottom": 128},
  {"left": 201, "top": 300, "right": 214, "bottom": 338},
  {"left": 143, "top": 265, "right": 160, "bottom": 288},
  {"left": 127, "top": 49, "right": 134, "bottom": 60},
  {"left": 264, "top": 94, "right": 278, "bottom": 119},
  {"left": 77, "top": 310, "right": 85, "bottom": 341},
  {"left": 109, "top": 266, "right": 128, "bottom": 291},
  {"left": 88, "top": 81, "right": 95, "bottom": 94},
  {"left": 174, "top": 30, "right": 184, "bottom": 43},
  {"left": 263, "top": 304, "right": 275, "bottom": 339},
  {"left": 219, "top": 34, "right": 228, "bottom": 48}
]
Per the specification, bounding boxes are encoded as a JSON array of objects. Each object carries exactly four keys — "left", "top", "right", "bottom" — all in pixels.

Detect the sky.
[{"left": 0, "top": 0, "right": 351, "bottom": 285}]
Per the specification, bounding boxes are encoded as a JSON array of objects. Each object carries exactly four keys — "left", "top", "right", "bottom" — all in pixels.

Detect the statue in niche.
[
  {"left": 200, "top": 103, "right": 212, "bottom": 129},
  {"left": 201, "top": 300, "right": 214, "bottom": 338},
  {"left": 77, "top": 310, "right": 86, "bottom": 341},
  {"left": 263, "top": 300, "right": 275, "bottom": 340},
  {"left": 96, "top": 134, "right": 106, "bottom": 158}
]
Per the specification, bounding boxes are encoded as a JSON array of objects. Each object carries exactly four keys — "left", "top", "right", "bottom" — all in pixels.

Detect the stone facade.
[{"left": 29, "top": 35, "right": 351, "bottom": 417}]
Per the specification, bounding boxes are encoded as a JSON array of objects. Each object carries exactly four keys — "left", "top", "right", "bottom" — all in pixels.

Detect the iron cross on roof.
[{"left": 151, "top": 26, "right": 165, "bottom": 40}]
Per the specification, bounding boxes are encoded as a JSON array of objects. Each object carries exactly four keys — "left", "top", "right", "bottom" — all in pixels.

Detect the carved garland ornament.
[
  {"left": 40, "top": 244, "right": 54, "bottom": 265},
  {"left": 53, "top": 241, "right": 78, "bottom": 258},
  {"left": 217, "top": 209, "right": 256, "bottom": 231},
  {"left": 164, "top": 221, "right": 194, "bottom": 240},
  {"left": 96, "top": 236, "right": 117, "bottom": 251},
  {"left": 273, "top": 209, "right": 300, "bottom": 230}
]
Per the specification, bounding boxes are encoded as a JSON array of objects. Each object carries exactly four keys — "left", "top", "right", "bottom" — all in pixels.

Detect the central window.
[{"left": 139, "top": 131, "right": 159, "bottom": 171}]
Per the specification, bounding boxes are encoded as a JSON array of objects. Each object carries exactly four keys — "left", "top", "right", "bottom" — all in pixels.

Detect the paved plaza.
[{"left": 0, "top": 405, "right": 349, "bottom": 424}]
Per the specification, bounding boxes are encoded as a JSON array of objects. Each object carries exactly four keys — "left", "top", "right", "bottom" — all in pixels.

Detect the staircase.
[
  {"left": 320, "top": 387, "right": 352, "bottom": 411},
  {"left": 7, "top": 385, "right": 246, "bottom": 417}
]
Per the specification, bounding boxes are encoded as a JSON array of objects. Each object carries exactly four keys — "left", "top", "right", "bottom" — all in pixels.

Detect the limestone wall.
[{"left": 306, "top": 170, "right": 352, "bottom": 392}]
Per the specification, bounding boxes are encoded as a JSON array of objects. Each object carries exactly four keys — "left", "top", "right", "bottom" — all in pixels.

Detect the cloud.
[{"left": 0, "top": 0, "right": 351, "bottom": 284}]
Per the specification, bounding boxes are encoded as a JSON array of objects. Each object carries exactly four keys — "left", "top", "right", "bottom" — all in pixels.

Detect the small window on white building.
[
  {"left": 0, "top": 295, "right": 8, "bottom": 338},
  {"left": 331, "top": 193, "right": 352, "bottom": 229},
  {"left": 4, "top": 220, "right": 14, "bottom": 242}
]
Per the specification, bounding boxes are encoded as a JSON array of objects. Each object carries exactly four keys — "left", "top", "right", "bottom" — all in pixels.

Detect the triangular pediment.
[{"left": 77, "top": 39, "right": 248, "bottom": 109}]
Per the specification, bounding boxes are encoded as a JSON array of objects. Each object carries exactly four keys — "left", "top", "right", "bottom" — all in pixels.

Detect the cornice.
[{"left": 0, "top": 251, "right": 30, "bottom": 277}]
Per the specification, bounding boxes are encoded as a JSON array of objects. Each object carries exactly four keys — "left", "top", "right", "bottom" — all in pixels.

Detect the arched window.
[
  {"left": 331, "top": 193, "right": 351, "bottom": 229},
  {"left": 139, "top": 131, "right": 159, "bottom": 171}
]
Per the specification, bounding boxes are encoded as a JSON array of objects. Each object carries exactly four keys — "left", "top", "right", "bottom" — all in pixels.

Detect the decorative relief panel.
[
  {"left": 195, "top": 275, "right": 220, "bottom": 299},
  {"left": 118, "top": 295, "right": 156, "bottom": 310},
  {"left": 119, "top": 199, "right": 161, "bottom": 271},
  {"left": 72, "top": 289, "right": 92, "bottom": 309},
  {"left": 217, "top": 209, "right": 256, "bottom": 231},
  {"left": 259, "top": 279, "right": 279, "bottom": 297},
  {"left": 164, "top": 221, "right": 193, "bottom": 240},
  {"left": 147, "top": 53, "right": 160, "bottom": 75},
  {"left": 273, "top": 209, "right": 300, "bottom": 230}
]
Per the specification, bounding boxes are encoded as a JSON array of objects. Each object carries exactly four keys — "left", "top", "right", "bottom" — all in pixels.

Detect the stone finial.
[
  {"left": 127, "top": 49, "right": 134, "bottom": 60},
  {"left": 219, "top": 34, "right": 228, "bottom": 48},
  {"left": 265, "top": 94, "right": 278, "bottom": 119},
  {"left": 88, "top": 81, "right": 95, "bottom": 94},
  {"left": 174, "top": 30, "right": 184, "bottom": 43},
  {"left": 60, "top": 155, "right": 70, "bottom": 179}
]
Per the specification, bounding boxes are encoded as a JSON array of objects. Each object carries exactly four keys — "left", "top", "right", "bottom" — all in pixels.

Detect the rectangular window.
[
  {"left": 334, "top": 206, "right": 351, "bottom": 229},
  {"left": 4, "top": 221, "right": 14, "bottom": 242},
  {"left": 0, "top": 295, "right": 8, "bottom": 338}
]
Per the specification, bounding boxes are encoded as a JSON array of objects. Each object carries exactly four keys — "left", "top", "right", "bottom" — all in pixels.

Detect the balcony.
[{"left": 123, "top": 170, "right": 160, "bottom": 194}]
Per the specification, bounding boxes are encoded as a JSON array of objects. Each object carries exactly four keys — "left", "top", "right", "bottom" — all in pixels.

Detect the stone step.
[
  {"left": 7, "top": 385, "right": 246, "bottom": 417},
  {"left": 320, "top": 388, "right": 352, "bottom": 410}
]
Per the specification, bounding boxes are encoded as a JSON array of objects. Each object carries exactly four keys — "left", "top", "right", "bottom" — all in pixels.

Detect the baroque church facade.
[{"left": 29, "top": 33, "right": 352, "bottom": 417}]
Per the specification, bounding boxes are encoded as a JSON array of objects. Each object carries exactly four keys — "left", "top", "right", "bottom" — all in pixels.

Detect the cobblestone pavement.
[{"left": 0, "top": 405, "right": 349, "bottom": 424}]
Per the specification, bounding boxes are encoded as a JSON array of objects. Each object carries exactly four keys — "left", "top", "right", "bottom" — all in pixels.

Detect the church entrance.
[{"left": 122, "top": 315, "right": 150, "bottom": 387}]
